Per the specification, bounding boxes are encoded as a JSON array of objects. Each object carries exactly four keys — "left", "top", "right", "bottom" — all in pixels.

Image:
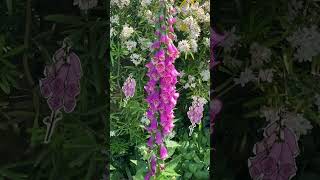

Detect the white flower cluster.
[
  {"left": 192, "top": 96, "right": 208, "bottom": 105},
  {"left": 287, "top": 26, "right": 320, "bottom": 62},
  {"left": 111, "top": 0, "right": 130, "bottom": 9},
  {"left": 261, "top": 107, "right": 313, "bottom": 138},
  {"left": 283, "top": 112, "right": 313, "bottom": 138},
  {"left": 200, "top": 69, "right": 210, "bottom": 82},
  {"left": 140, "top": 114, "right": 149, "bottom": 125},
  {"left": 73, "top": 0, "right": 98, "bottom": 10},
  {"left": 125, "top": 40, "right": 137, "bottom": 51},
  {"left": 130, "top": 53, "right": 145, "bottom": 66},
  {"left": 250, "top": 42, "right": 272, "bottom": 67},
  {"left": 140, "top": 0, "right": 152, "bottom": 7},
  {"left": 260, "top": 107, "right": 280, "bottom": 122},
  {"left": 221, "top": 27, "right": 241, "bottom": 53},
  {"left": 174, "top": 1, "right": 210, "bottom": 55},
  {"left": 183, "top": 75, "right": 196, "bottom": 89},
  {"left": 111, "top": 15, "right": 119, "bottom": 25},
  {"left": 181, "top": 16, "right": 201, "bottom": 39},
  {"left": 120, "top": 24, "right": 135, "bottom": 40},
  {"left": 138, "top": 37, "right": 152, "bottom": 51}
]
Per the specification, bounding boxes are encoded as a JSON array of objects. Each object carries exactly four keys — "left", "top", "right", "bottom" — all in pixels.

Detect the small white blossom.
[
  {"left": 192, "top": 96, "right": 208, "bottom": 104},
  {"left": 140, "top": 114, "right": 149, "bottom": 125},
  {"left": 179, "top": 70, "right": 185, "bottom": 78},
  {"left": 234, "top": 68, "right": 256, "bottom": 87},
  {"left": 183, "top": 75, "right": 196, "bottom": 89},
  {"left": 183, "top": 16, "right": 201, "bottom": 39},
  {"left": 144, "top": 10, "right": 154, "bottom": 24},
  {"left": 111, "top": 15, "right": 119, "bottom": 25},
  {"left": 74, "top": 0, "right": 98, "bottom": 10},
  {"left": 250, "top": 43, "right": 272, "bottom": 67},
  {"left": 200, "top": 69, "right": 210, "bottom": 81},
  {"left": 141, "top": 0, "right": 152, "bottom": 7},
  {"left": 189, "top": 39, "right": 198, "bottom": 52},
  {"left": 221, "top": 27, "right": 240, "bottom": 52},
  {"left": 111, "top": 0, "right": 130, "bottom": 9},
  {"left": 283, "top": 112, "right": 313, "bottom": 138},
  {"left": 110, "top": 27, "right": 116, "bottom": 37},
  {"left": 110, "top": 131, "right": 116, "bottom": 137},
  {"left": 124, "top": 40, "right": 137, "bottom": 51},
  {"left": 178, "top": 40, "right": 190, "bottom": 53},
  {"left": 138, "top": 37, "right": 152, "bottom": 50},
  {"left": 203, "top": 37, "right": 210, "bottom": 47},
  {"left": 130, "top": 53, "right": 144, "bottom": 66},
  {"left": 258, "top": 69, "right": 274, "bottom": 83},
  {"left": 260, "top": 107, "right": 280, "bottom": 122}
]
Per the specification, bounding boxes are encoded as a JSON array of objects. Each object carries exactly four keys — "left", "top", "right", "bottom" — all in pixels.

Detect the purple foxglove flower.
[
  {"left": 144, "top": 171, "right": 152, "bottom": 180},
  {"left": 65, "top": 81, "right": 80, "bottom": 97},
  {"left": 63, "top": 94, "right": 77, "bottom": 113},
  {"left": 283, "top": 127, "right": 300, "bottom": 157},
  {"left": 248, "top": 121, "right": 299, "bottom": 180},
  {"left": 47, "top": 96, "right": 64, "bottom": 111},
  {"left": 155, "top": 131, "right": 163, "bottom": 145},
  {"left": 160, "top": 35, "right": 170, "bottom": 45},
  {"left": 155, "top": 62, "right": 166, "bottom": 74},
  {"left": 154, "top": 49, "right": 165, "bottom": 61},
  {"left": 145, "top": 0, "right": 180, "bottom": 177},
  {"left": 147, "top": 136, "right": 154, "bottom": 148},
  {"left": 40, "top": 76, "right": 54, "bottom": 98},
  {"left": 151, "top": 155, "right": 157, "bottom": 174},
  {"left": 40, "top": 46, "right": 82, "bottom": 144},
  {"left": 168, "top": 17, "right": 176, "bottom": 25},
  {"left": 159, "top": 145, "right": 168, "bottom": 160},
  {"left": 40, "top": 47, "right": 82, "bottom": 113},
  {"left": 148, "top": 118, "right": 158, "bottom": 133}
]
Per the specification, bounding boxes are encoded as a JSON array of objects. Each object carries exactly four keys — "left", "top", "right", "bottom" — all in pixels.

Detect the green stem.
[{"left": 23, "top": 0, "right": 34, "bottom": 86}]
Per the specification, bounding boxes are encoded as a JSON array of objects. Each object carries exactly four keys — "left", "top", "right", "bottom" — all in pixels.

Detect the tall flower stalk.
[{"left": 144, "top": 0, "right": 180, "bottom": 179}]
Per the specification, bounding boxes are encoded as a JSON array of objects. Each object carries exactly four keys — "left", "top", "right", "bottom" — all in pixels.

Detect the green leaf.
[
  {"left": 2, "top": 45, "right": 25, "bottom": 58},
  {"left": 110, "top": 164, "right": 116, "bottom": 170},
  {"left": 130, "top": 160, "right": 137, "bottom": 166},
  {"left": 165, "top": 140, "right": 181, "bottom": 148},
  {"left": 0, "top": 79, "right": 10, "bottom": 94},
  {"left": 0, "top": 169, "right": 27, "bottom": 179},
  {"left": 166, "top": 155, "right": 182, "bottom": 170},
  {"left": 161, "top": 168, "right": 180, "bottom": 177}
]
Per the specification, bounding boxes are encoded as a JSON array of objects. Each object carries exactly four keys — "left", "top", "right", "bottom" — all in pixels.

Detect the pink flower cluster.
[
  {"left": 144, "top": 2, "right": 179, "bottom": 179},
  {"left": 187, "top": 96, "right": 207, "bottom": 136},
  {"left": 122, "top": 75, "right": 136, "bottom": 99},
  {"left": 187, "top": 96, "right": 207, "bottom": 125},
  {"left": 40, "top": 48, "right": 82, "bottom": 113},
  {"left": 248, "top": 121, "right": 299, "bottom": 180}
]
